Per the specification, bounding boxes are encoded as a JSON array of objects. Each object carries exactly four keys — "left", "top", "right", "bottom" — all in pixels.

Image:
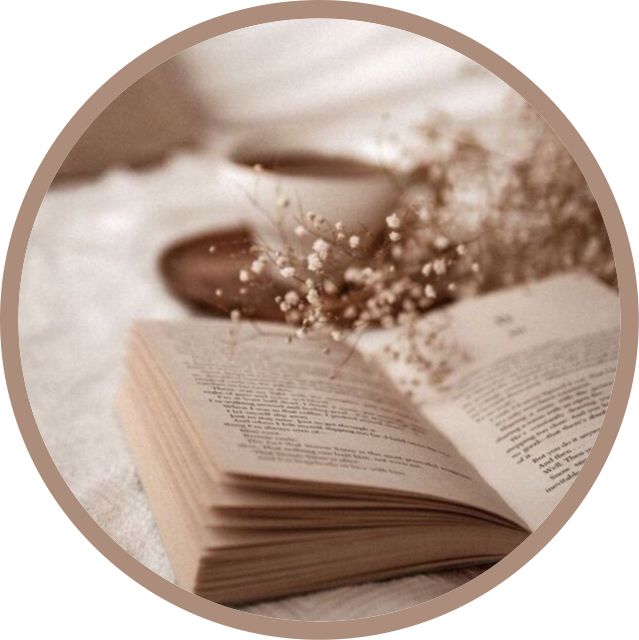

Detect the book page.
[
  {"left": 136, "top": 319, "right": 521, "bottom": 525},
  {"left": 361, "top": 272, "right": 619, "bottom": 530}
]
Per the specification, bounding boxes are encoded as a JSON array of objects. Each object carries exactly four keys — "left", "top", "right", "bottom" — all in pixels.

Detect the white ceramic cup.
[{"left": 226, "top": 143, "right": 400, "bottom": 262}]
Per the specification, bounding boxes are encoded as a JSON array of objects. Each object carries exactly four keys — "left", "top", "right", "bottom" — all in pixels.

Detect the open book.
[{"left": 118, "top": 272, "right": 619, "bottom": 604}]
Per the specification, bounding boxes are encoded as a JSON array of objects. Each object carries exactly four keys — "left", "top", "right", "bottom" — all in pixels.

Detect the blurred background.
[{"left": 56, "top": 19, "right": 523, "bottom": 180}]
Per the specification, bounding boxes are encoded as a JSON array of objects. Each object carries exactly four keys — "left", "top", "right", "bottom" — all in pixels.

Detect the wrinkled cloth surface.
[{"left": 18, "top": 149, "right": 492, "bottom": 620}]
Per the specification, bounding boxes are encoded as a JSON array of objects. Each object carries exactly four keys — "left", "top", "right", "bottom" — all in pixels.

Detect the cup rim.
[{"left": 228, "top": 144, "right": 390, "bottom": 180}]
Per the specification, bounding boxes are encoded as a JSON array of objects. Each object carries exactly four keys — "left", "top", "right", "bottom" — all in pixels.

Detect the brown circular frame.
[{"left": 2, "top": 1, "right": 637, "bottom": 637}]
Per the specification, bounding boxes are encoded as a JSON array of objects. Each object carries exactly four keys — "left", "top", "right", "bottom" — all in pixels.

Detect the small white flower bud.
[
  {"left": 307, "top": 253, "right": 322, "bottom": 272},
  {"left": 433, "top": 258, "right": 447, "bottom": 275},
  {"left": 312, "top": 238, "right": 330, "bottom": 260},
  {"left": 323, "top": 279, "right": 338, "bottom": 295},
  {"left": 385, "top": 213, "right": 401, "bottom": 229},
  {"left": 250, "top": 259, "right": 265, "bottom": 274},
  {"left": 284, "top": 291, "right": 300, "bottom": 306}
]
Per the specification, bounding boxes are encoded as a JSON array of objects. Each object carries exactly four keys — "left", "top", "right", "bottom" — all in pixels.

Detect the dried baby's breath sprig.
[
  {"left": 221, "top": 192, "right": 480, "bottom": 381},
  {"left": 409, "top": 104, "right": 615, "bottom": 292},
  {"left": 214, "top": 103, "right": 614, "bottom": 383}
]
